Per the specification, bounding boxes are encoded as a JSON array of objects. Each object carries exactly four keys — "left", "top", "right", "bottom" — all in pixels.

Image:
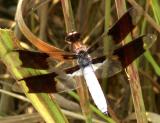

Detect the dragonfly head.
[{"left": 65, "top": 31, "right": 81, "bottom": 44}]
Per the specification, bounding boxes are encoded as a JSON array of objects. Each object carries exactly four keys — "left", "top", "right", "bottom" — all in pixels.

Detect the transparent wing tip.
[
  {"left": 143, "top": 34, "right": 157, "bottom": 49},
  {"left": 130, "top": 8, "right": 142, "bottom": 25}
]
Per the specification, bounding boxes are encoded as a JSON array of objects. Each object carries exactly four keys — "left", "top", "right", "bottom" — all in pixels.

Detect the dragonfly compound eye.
[{"left": 65, "top": 31, "right": 81, "bottom": 43}]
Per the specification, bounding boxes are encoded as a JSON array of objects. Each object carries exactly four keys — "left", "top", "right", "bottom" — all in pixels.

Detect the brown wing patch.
[
  {"left": 64, "top": 65, "right": 80, "bottom": 74},
  {"left": 113, "top": 36, "right": 145, "bottom": 68},
  {"left": 14, "top": 50, "right": 50, "bottom": 69},
  {"left": 87, "top": 8, "right": 140, "bottom": 53},
  {"left": 108, "top": 8, "right": 139, "bottom": 44},
  {"left": 20, "top": 72, "right": 58, "bottom": 93},
  {"left": 91, "top": 56, "right": 106, "bottom": 64}
]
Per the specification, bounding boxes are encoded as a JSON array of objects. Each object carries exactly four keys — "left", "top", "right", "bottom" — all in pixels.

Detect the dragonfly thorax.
[{"left": 77, "top": 51, "right": 92, "bottom": 68}]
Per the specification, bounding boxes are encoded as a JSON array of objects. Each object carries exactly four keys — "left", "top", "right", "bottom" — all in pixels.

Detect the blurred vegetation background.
[{"left": 0, "top": 0, "right": 160, "bottom": 123}]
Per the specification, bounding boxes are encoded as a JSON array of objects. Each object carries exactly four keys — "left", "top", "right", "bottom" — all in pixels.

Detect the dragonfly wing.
[
  {"left": 19, "top": 72, "right": 58, "bottom": 93},
  {"left": 113, "top": 34, "right": 157, "bottom": 68},
  {"left": 55, "top": 72, "right": 78, "bottom": 93},
  {"left": 91, "top": 34, "right": 157, "bottom": 78},
  {"left": 19, "top": 70, "right": 77, "bottom": 93},
  {"left": 13, "top": 50, "right": 50, "bottom": 69},
  {"left": 12, "top": 50, "right": 77, "bottom": 69},
  {"left": 87, "top": 7, "right": 141, "bottom": 53},
  {"left": 93, "top": 59, "right": 123, "bottom": 78},
  {"left": 65, "top": 65, "right": 82, "bottom": 77},
  {"left": 107, "top": 7, "right": 141, "bottom": 44}
]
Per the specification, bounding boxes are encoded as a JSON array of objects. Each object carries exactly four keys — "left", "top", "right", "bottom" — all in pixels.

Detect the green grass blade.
[{"left": 149, "top": 0, "right": 160, "bottom": 76}]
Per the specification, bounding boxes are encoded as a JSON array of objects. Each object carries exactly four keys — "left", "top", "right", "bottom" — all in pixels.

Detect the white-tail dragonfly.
[{"left": 15, "top": 5, "right": 157, "bottom": 114}]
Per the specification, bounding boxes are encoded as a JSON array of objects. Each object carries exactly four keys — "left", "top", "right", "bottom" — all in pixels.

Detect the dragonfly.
[{"left": 15, "top": 7, "right": 157, "bottom": 114}]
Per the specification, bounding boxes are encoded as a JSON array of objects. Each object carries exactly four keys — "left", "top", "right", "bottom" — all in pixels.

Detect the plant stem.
[{"left": 115, "top": 1, "right": 148, "bottom": 123}]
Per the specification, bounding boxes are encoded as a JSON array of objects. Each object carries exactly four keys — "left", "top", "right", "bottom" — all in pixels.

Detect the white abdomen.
[{"left": 82, "top": 65, "right": 108, "bottom": 113}]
